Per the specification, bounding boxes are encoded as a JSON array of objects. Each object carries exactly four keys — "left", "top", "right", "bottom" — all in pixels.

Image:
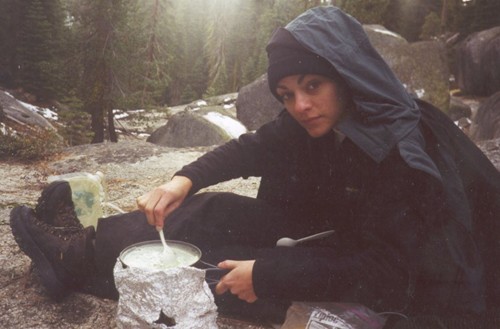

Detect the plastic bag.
[
  {"left": 48, "top": 171, "right": 105, "bottom": 228},
  {"left": 281, "top": 302, "right": 386, "bottom": 329}
]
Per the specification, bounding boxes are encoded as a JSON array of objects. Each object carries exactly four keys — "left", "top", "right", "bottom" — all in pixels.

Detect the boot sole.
[{"left": 10, "top": 206, "right": 68, "bottom": 301}]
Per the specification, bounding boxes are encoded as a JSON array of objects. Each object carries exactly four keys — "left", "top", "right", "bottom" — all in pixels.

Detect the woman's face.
[{"left": 276, "top": 74, "right": 346, "bottom": 138}]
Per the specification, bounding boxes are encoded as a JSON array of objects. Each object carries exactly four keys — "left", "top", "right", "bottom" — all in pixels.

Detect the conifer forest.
[{"left": 0, "top": 0, "right": 498, "bottom": 143}]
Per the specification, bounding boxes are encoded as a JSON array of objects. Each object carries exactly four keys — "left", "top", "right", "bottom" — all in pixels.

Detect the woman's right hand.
[{"left": 136, "top": 176, "right": 193, "bottom": 229}]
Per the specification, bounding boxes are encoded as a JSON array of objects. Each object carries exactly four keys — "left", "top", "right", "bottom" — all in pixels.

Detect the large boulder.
[
  {"left": 456, "top": 26, "right": 500, "bottom": 97},
  {"left": 0, "top": 89, "right": 56, "bottom": 130},
  {"left": 449, "top": 95, "right": 472, "bottom": 121},
  {"left": 147, "top": 106, "right": 247, "bottom": 147},
  {"left": 236, "top": 25, "right": 450, "bottom": 129},
  {"left": 478, "top": 138, "right": 500, "bottom": 172},
  {"left": 364, "top": 25, "right": 450, "bottom": 112},
  {"left": 470, "top": 91, "right": 500, "bottom": 142},
  {"left": 236, "top": 74, "right": 283, "bottom": 131}
]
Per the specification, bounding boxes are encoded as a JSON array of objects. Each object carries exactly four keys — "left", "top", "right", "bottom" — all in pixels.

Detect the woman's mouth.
[{"left": 301, "top": 116, "right": 321, "bottom": 126}]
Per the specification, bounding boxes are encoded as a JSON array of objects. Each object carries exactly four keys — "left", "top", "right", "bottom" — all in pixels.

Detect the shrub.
[
  {"left": 56, "top": 108, "right": 93, "bottom": 146},
  {"left": 0, "top": 128, "right": 64, "bottom": 161}
]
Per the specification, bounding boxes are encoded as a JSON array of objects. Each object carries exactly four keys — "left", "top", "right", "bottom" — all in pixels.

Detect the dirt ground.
[{"left": 0, "top": 140, "right": 267, "bottom": 329}]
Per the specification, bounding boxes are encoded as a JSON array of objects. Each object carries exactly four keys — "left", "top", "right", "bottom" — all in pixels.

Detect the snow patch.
[
  {"left": 414, "top": 88, "right": 425, "bottom": 98},
  {"left": 372, "top": 27, "right": 401, "bottom": 39},
  {"left": 1, "top": 123, "right": 7, "bottom": 135},
  {"left": 113, "top": 109, "right": 129, "bottom": 120},
  {"left": 203, "top": 112, "right": 246, "bottom": 138},
  {"left": 18, "top": 100, "right": 58, "bottom": 121}
]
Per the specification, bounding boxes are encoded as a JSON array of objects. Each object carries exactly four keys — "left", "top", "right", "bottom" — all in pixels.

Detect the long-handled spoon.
[
  {"left": 276, "top": 230, "right": 335, "bottom": 247},
  {"left": 158, "top": 228, "right": 176, "bottom": 263}
]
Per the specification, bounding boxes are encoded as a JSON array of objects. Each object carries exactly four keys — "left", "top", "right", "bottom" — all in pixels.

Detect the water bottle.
[{"left": 47, "top": 171, "right": 105, "bottom": 228}]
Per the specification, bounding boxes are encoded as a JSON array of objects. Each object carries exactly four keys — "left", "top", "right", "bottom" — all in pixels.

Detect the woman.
[{"left": 11, "top": 6, "right": 500, "bottom": 326}]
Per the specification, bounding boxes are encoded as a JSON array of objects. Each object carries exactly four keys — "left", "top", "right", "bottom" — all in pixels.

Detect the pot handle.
[
  {"left": 198, "top": 260, "right": 226, "bottom": 271},
  {"left": 197, "top": 260, "right": 230, "bottom": 285}
]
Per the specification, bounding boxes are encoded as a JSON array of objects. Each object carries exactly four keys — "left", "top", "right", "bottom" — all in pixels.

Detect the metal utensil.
[
  {"left": 158, "top": 228, "right": 176, "bottom": 263},
  {"left": 276, "top": 230, "right": 335, "bottom": 247}
]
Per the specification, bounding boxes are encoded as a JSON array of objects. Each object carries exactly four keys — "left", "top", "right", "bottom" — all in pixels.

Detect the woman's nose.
[{"left": 293, "top": 92, "right": 311, "bottom": 113}]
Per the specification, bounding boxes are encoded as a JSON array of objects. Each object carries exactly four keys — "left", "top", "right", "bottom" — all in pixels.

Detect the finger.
[
  {"left": 137, "top": 195, "right": 157, "bottom": 227},
  {"left": 228, "top": 286, "right": 257, "bottom": 303},
  {"left": 236, "top": 291, "right": 258, "bottom": 303},
  {"left": 245, "top": 295, "right": 258, "bottom": 303},
  {"left": 145, "top": 188, "right": 172, "bottom": 227},
  {"left": 143, "top": 192, "right": 162, "bottom": 227},
  {"left": 215, "top": 281, "right": 229, "bottom": 295},
  {"left": 136, "top": 193, "right": 148, "bottom": 211},
  {"left": 151, "top": 196, "right": 168, "bottom": 229},
  {"left": 217, "top": 260, "right": 237, "bottom": 269},
  {"left": 151, "top": 194, "right": 181, "bottom": 229}
]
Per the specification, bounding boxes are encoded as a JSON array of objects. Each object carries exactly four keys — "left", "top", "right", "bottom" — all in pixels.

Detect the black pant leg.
[
  {"left": 90, "top": 192, "right": 294, "bottom": 323},
  {"left": 163, "top": 192, "right": 293, "bottom": 251}
]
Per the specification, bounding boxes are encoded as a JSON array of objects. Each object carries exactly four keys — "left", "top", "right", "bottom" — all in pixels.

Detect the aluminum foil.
[{"left": 114, "top": 261, "right": 218, "bottom": 328}]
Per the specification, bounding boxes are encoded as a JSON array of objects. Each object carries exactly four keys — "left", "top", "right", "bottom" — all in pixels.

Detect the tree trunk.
[
  {"left": 91, "top": 105, "right": 104, "bottom": 143},
  {"left": 108, "top": 107, "right": 117, "bottom": 142}
]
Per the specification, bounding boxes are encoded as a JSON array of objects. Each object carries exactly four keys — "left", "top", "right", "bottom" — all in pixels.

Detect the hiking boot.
[
  {"left": 10, "top": 205, "right": 96, "bottom": 301},
  {"left": 35, "top": 180, "right": 83, "bottom": 229}
]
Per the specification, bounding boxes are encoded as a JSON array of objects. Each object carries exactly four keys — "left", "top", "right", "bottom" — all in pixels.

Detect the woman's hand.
[
  {"left": 215, "top": 260, "right": 257, "bottom": 303},
  {"left": 136, "top": 176, "right": 192, "bottom": 229}
]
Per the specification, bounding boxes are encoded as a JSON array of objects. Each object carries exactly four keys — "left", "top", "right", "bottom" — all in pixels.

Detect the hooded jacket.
[{"left": 176, "top": 6, "right": 500, "bottom": 315}]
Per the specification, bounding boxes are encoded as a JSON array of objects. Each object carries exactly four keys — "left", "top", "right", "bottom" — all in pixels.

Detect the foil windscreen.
[{"left": 114, "top": 262, "right": 218, "bottom": 328}]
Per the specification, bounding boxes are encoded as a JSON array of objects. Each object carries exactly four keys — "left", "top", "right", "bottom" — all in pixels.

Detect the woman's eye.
[
  {"left": 307, "top": 80, "right": 320, "bottom": 90},
  {"left": 279, "top": 93, "right": 293, "bottom": 102}
]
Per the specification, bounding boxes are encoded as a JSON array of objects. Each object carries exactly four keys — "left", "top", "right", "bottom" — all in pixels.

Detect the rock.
[
  {"left": 204, "top": 93, "right": 238, "bottom": 107},
  {"left": 364, "top": 25, "right": 450, "bottom": 112},
  {"left": 478, "top": 138, "right": 500, "bottom": 171},
  {"left": 449, "top": 96, "right": 472, "bottom": 121},
  {"left": 0, "top": 89, "right": 56, "bottom": 130},
  {"left": 456, "top": 26, "right": 500, "bottom": 96},
  {"left": 147, "top": 106, "right": 247, "bottom": 147},
  {"left": 148, "top": 92, "right": 247, "bottom": 148},
  {"left": 236, "top": 74, "right": 283, "bottom": 130},
  {"left": 470, "top": 91, "right": 500, "bottom": 141}
]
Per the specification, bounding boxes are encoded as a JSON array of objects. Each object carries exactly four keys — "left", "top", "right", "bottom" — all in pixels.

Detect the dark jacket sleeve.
[{"left": 252, "top": 153, "right": 425, "bottom": 312}]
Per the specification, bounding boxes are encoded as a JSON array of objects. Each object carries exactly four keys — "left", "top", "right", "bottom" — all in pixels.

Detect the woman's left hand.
[{"left": 215, "top": 260, "right": 257, "bottom": 303}]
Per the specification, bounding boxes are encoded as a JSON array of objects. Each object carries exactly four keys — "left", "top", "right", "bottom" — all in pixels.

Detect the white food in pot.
[{"left": 122, "top": 244, "right": 199, "bottom": 270}]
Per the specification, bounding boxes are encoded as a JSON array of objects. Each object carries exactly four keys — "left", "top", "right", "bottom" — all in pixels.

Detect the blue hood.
[{"left": 283, "top": 6, "right": 440, "bottom": 179}]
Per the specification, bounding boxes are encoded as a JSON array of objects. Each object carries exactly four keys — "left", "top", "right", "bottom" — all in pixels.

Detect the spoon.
[
  {"left": 276, "top": 230, "right": 335, "bottom": 247},
  {"left": 158, "top": 228, "right": 176, "bottom": 263}
]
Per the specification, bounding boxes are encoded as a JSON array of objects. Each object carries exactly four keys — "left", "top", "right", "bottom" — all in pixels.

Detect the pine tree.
[
  {"left": 15, "top": 0, "right": 68, "bottom": 100},
  {"left": 160, "top": 0, "right": 209, "bottom": 105},
  {"left": 420, "top": 11, "right": 441, "bottom": 40},
  {"left": 78, "top": 0, "right": 134, "bottom": 143},
  {"left": 204, "top": 0, "right": 231, "bottom": 96},
  {"left": 130, "top": 0, "right": 173, "bottom": 107},
  {"left": 0, "top": 0, "right": 17, "bottom": 87},
  {"left": 459, "top": 0, "right": 500, "bottom": 35}
]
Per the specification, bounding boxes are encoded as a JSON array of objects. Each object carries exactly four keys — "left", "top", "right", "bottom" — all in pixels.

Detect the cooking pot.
[{"left": 118, "top": 240, "right": 227, "bottom": 286}]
